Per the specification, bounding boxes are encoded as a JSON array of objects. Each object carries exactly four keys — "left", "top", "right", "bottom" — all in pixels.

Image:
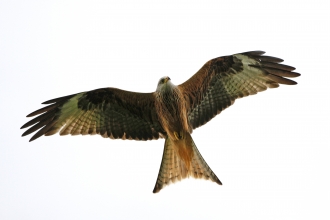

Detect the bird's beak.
[{"left": 164, "top": 77, "right": 170, "bottom": 83}]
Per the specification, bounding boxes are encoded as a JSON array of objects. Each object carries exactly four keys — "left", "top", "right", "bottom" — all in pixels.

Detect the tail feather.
[{"left": 153, "top": 132, "right": 221, "bottom": 193}]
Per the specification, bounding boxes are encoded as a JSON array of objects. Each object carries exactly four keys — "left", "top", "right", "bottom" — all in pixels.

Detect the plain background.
[{"left": 1, "top": 0, "right": 329, "bottom": 219}]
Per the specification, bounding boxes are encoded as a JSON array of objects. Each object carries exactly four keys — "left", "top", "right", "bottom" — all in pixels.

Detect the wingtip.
[
  {"left": 28, "top": 135, "right": 39, "bottom": 142},
  {"left": 41, "top": 100, "right": 53, "bottom": 104},
  {"left": 244, "top": 50, "right": 266, "bottom": 55},
  {"left": 26, "top": 111, "right": 40, "bottom": 117},
  {"left": 20, "top": 132, "right": 36, "bottom": 142},
  {"left": 292, "top": 72, "right": 301, "bottom": 77},
  {"left": 285, "top": 79, "right": 298, "bottom": 85},
  {"left": 42, "top": 98, "right": 60, "bottom": 104}
]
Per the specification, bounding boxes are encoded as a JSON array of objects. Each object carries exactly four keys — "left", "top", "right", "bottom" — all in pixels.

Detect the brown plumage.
[{"left": 21, "top": 51, "right": 300, "bottom": 193}]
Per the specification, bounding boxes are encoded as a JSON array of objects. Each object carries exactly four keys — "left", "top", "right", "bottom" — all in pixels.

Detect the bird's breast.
[{"left": 155, "top": 88, "right": 190, "bottom": 140}]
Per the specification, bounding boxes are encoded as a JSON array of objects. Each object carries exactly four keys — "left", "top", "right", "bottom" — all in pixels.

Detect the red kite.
[{"left": 21, "top": 51, "right": 300, "bottom": 193}]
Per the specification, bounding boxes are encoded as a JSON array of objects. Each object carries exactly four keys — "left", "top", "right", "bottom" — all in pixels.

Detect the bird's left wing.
[
  {"left": 21, "top": 88, "right": 165, "bottom": 141},
  {"left": 178, "top": 51, "right": 300, "bottom": 129}
]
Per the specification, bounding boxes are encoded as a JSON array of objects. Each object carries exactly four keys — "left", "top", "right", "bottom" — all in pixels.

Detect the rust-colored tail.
[{"left": 153, "top": 132, "right": 222, "bottom": 193}]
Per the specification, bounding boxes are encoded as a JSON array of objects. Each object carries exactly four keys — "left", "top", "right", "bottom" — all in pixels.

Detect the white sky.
[{"left": 1, "top": 0, "right": 329, "bottom": 219}]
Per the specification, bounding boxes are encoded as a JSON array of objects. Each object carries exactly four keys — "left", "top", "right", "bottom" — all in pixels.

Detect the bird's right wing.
[{"left": 21, "top": 88, "right": 165, "bottom": 141}]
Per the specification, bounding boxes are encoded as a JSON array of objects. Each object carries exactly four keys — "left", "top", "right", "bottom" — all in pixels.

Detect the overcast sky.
[{"left": 1, "top": 0, "right": 329, "bottom": 219}]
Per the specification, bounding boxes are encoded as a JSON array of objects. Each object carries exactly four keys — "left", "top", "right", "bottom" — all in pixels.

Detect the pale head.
[{"left": 156, "top": 76, "right": 173, "bottom": 92}]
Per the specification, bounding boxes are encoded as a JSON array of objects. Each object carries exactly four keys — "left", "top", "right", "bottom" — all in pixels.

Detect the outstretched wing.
[
  {"left": 21, "top": 88, "right": 165, "bottom": 141},
  {"left": 179, "top": 51, "right": 300, "bottom": 129}
]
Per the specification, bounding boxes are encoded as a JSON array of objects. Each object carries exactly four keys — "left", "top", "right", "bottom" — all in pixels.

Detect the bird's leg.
[{"left": 174, "top": 131, "right": 184, "bottom": 140}]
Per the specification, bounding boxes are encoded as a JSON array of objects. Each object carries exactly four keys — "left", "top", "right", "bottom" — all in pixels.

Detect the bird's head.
[{"left": 156, "top": 76, "right": 173, "bottom": 92}]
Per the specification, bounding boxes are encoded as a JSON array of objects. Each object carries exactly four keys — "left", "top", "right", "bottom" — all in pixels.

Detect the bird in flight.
[{"left": 21, "top": 51, "right": 300, "bottom": 193}]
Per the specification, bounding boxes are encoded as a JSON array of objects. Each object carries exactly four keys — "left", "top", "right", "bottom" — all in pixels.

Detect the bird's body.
[
  {"left": 21, "top": 51, "right": 300, "bottom": 193},
  {"left": 155, "top": 77, "right": 190, "bottom": 140},
  {"left": 153, "top": 77, "right": 220, "bottom": 192}
]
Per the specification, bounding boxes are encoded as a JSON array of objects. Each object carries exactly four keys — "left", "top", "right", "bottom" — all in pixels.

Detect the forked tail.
[{"left": 153, "top": 132, "right": 222, "bottom": 193}]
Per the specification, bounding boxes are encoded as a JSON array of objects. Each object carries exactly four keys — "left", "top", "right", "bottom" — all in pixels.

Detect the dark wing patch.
[
  {"left": 21, "top": 88, "right": 165, "bottom": 141},
  {"left": 179, "top": 51, "right": 300, "bottom": 129}
]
